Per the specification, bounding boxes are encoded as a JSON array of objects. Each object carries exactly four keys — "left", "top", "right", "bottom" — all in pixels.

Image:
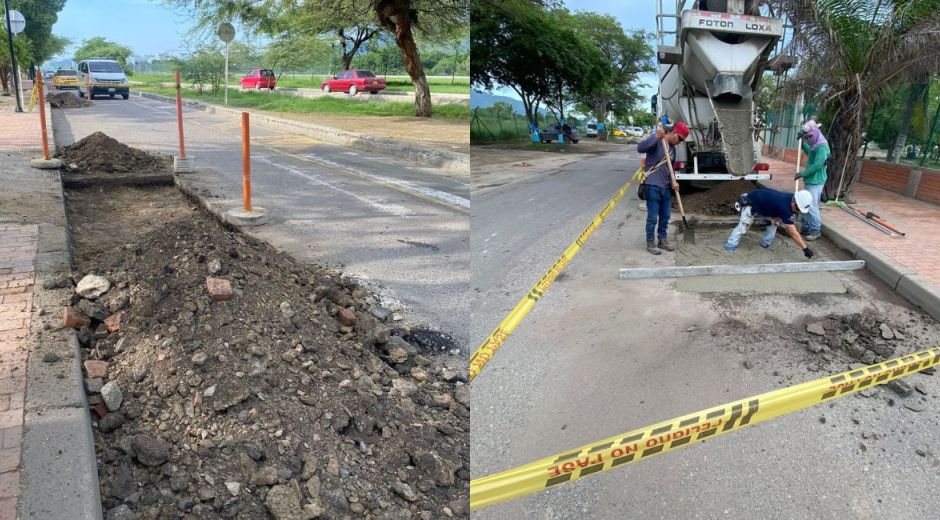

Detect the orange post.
[
  {"left": 35, "top": 71, "right": 50, "bottom": 160},
  {"left": 241, "top": 112, "right": 251, "bottom": 211},
  {"left": 175, "top": 70, "right": 186, "bottom": 158}
]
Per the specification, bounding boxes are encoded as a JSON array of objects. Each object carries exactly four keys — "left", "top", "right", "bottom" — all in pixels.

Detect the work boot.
[
  {"left": 803, "top": 233, "right": 820, "bottom": 241},
  {"left": 646, "top": 240, "right": 661, "bottom": 255},
  {"left": 658, "top": 237, "right": 675, "bottom": 251}
]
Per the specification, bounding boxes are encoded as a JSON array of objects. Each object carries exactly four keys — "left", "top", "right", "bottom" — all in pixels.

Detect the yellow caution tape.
[
  {"left": 469, "top": 167, "right": 644, "bottom": 382},
  {"left": 471, "top": 346, "right": 940, "bottom": 510}
]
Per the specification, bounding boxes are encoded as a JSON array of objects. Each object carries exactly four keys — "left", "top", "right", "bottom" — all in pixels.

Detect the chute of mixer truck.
[{"left": 653, "top": 0, "right": 796, "bottom": 187}]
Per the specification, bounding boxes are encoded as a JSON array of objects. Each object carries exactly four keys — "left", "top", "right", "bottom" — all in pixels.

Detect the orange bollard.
[
  {"left": 35, "top": 71, "right": 50, "bottom": 160},
  {"left": 175, "top": 70, "right": 187, "bottom": 158},
  {"left": 241, "top": 112, "right": 251, "bottom": 211}
]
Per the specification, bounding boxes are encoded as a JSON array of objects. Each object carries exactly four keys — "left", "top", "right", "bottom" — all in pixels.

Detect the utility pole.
[{"left": 3, "top": 0, "right": 22, "bottom": 112}]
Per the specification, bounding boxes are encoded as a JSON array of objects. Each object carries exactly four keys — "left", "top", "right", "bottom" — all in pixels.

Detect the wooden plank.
[{"left": 618, "top": 260, "right": 866, "bottom": 280}]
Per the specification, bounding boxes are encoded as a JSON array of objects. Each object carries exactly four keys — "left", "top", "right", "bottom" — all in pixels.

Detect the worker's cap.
[
  {"left": 802, "top": 120, "right": 820, "bottom": 135},
  {"left": 673, "top": 121, "right": 690, "bottom": 140},
  {"left": 794, "top": 190, "right": 812, "bottom": 213}
]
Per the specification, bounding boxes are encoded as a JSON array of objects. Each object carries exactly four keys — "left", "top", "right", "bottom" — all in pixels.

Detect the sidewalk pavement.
[
  {"left": 1, "top": 95, "right": 100, "bottom": 519},
  {"left": 762, "top": 157, "right": 940, "bottom": 320},
  {"left": 0, "top": 224, "right": 37, "bottom": 520}
]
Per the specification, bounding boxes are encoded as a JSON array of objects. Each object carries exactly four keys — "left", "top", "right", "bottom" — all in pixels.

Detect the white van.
[{"left": 77, "top": 58, "right": 130, "bottom": 100}]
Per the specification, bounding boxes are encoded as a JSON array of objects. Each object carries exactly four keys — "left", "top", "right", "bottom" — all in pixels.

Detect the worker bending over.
[{"left": 725, "top": 188, "right": 816, "bottom": 259}]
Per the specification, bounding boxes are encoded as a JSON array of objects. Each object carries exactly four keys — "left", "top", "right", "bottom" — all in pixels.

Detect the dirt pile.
[
  {"left": 65, "top": 212, "right": 468, "bottom": 518},
  {"left": 48, "top": 92, "right": 92, "bottom": 108},
  {"left": 681, "top": 180, "right": 758, "bottom": 216},
  {"left": 58, "top": 132, "right": 170, "bottom": 175}
]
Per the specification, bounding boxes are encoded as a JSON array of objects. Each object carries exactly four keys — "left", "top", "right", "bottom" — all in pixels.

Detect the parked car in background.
[
  {"left": 241, "top": 69, "right": 276, "bottom": 90},
  {"left": 611, "top": 127, "right": 628, "bottom": 138},
  {"left": 626, "top": 126, "right": 645, "bottom": 137},
  {"left": 586, "top": 122, "right": 598, "bottom": 138},
  {"left": 53, "top": 68, "right": 78, "bottom": 90},
  {"left": 538, "top": 123, "right": 580, "bottom": 143},
  {"left": 320, "top": 70, "right": 386, "bottom": 95},
  {"left": 76, "top": 59, "right": 130, "bottom": 99}
]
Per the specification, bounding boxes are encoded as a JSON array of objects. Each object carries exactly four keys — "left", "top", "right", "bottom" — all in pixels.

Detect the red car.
[
  {"left": 241, "top": 69, "right": 276, "bottom": 90},
  {"left": 320, "top": 70, "right": 386, "bottom": 95}
]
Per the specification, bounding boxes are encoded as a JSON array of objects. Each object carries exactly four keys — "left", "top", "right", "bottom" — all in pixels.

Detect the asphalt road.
[
  {"left": 470, "top": 147, "right": 940, "bottom": 518},
  {"left": 52, "top": 91, "right": 470, "bottom": 349}
]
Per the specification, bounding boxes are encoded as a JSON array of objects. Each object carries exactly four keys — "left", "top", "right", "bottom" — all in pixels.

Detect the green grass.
[
  {"left": 136, "top": 85, "right": 469, "bottom": 119},
  {"left": 131, "top": 73, "right": 469, "bottom": 94}
]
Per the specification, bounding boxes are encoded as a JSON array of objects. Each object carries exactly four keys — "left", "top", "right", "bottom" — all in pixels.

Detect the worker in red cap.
[{"left": 636, "top": 121, "right": 689, "bottom": 255}]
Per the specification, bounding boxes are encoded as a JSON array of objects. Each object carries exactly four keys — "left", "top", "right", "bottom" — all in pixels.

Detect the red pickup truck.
[
  {"left": 241, "top": 69, "right": 276, "bottom": 90},
  {"left": 320, "top": 70, "right": 386, "bottom": 95}
]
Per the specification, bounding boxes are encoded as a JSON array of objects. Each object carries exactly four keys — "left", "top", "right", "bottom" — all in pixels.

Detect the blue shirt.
[
  {"left": 747, "top": 189, "right": 795, "bottom": 225},
  {"left": 636, "top": 134, "right": 675, "bottom": 188}
]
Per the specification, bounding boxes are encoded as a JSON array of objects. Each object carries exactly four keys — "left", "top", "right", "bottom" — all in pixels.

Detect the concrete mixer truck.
[{"left": 653, "top": 0, "right": 795, "bottom": 186}]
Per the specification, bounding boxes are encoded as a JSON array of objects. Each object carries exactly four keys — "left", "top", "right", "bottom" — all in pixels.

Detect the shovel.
[
  {"left": 794, "top": 137, "right": 803, "bottom": 192},
  {"left": 661, "top": 139, "right": 695, "bottom": 244}
]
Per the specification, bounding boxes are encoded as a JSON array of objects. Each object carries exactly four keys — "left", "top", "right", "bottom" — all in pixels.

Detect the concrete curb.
[
  {"left": 174, "top": 172, "right": 256, "bottom": 230},
  {"left": 821, "top": 224, "right": 940, "bottom": 322},
  {"left": 19, "top": 331, "right": 103, "bottom": 520},
  {"left": 133, "top": 90, "right": 469, "bottom": 172}
]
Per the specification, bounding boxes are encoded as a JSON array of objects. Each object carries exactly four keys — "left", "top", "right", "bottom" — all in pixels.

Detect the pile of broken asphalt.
[{"left": 50, "top": 213, "right": 469, "bottom": 519}]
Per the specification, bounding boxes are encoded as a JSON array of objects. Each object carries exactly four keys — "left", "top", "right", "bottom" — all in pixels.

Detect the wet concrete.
[{"left": 674, "top": 227, "right": 846, "bottom": 294}]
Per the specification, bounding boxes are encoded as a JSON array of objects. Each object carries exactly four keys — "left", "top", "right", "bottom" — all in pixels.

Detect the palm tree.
[{"left": 773, "top": 0, "right": 940, "bottom": 199}]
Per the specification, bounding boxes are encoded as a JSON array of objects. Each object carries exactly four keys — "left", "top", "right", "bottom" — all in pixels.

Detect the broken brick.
[
  {"left": 206, "top": 277, "right": 234, "bottom": 302},
  {"left": 104, "top": 311, "right": 123, "bottom": 333},
  {"left": 92, "top": 403, "right": 109, "bottom": 419},
  {"left": 64, "top": 306, "right": 91, "bottom": 329},
  {"left": 337, "top": 307, "right": 358, "bottom": 327},
  {"left": 84, "top": 360, "right": 109, "bottom": 379}
]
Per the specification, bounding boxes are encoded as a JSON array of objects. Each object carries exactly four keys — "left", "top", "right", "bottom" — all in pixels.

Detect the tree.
[
  {"left": 264, "top": 34, "right": 334, "bottom": 77},
  {"left": 177, "top": 45, "right": 225, "bottom": 92},
  {"left": 0, "top": 27, "right": 30, "bottom": 93},
  {"left": 775, "top": 0, "right": 940, "bottom": 199},
  {"left": 74, "top": 37, "right": 133, "bottom": 69},
  {"left": 473, "top": 0, "right": 604, "bottom": 126},
  {"left": 886, "top": 75, "right": 930, "bottom": 161},
  {"left": 167, "top": 0, "right": 467, "bottom": 117},
  {"left": 569, "top": 13, "right": 654, "bottom": 124},
  {"left": 10, "top": 0, "right": 67, "bottom": 64}
]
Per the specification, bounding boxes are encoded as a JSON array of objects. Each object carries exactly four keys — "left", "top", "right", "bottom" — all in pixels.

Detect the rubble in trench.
[{"left": 48, "top": 212, "right": 469, "bottom": 519}]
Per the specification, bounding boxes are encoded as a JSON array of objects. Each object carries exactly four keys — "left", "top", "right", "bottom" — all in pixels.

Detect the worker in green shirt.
[{"left": 794, "top": 120, "right": 830, "bottom": 240}]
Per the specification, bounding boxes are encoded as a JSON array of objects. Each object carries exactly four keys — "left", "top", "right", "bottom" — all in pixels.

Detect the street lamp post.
[{"left": 3, "top": 0, "right": 23, "bottom": 112}]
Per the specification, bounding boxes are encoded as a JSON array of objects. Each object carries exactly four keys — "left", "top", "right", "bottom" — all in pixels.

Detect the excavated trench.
[{"left": 59, "top": 133, "right": 470, "bottom": 519}]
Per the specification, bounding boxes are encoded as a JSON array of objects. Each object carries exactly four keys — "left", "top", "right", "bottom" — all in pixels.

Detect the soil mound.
[
  {"left": 48, "top": 92, "right": 91, "bottom": 108},
  {"left": 682, "top": 180, "right": 759, "bottom": 216},
  {"left": 58, "top": 131, "right": 169, "bottom": 175}
]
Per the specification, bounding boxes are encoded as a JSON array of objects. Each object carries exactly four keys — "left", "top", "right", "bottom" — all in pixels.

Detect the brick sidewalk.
[
  {"left": 0, "top": 224, "right": 36, "bottom": 519},
  {"left": 763, "top": 157, "right": 940, "bottom": 289},
  {"left": 0, "top": 80, "right": 43, "bottom": 151}
]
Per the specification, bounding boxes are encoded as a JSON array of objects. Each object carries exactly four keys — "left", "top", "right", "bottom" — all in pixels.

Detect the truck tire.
[
  {"left": 122, "top": 93, "right": 129, "bottom": 100},
  {"left": 349, "top": 85, "right": 358, "bottom": 95}
]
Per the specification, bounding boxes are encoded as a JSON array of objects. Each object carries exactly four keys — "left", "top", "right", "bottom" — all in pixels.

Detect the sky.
[{"left": 51, "top": 0, "right": 194, "bottom": 61}]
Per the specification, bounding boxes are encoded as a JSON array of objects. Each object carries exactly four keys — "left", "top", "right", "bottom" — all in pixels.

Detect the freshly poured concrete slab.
[{"left": 673, "top": 229, "right": 846, "bottom": 294}]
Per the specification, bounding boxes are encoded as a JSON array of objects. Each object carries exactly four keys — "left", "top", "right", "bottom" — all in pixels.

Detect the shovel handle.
[
  {"left": 795, "top": 137, "right": 802, "bottom": 192},
  {"left": 661, "top": 139, "right": 687, "bottom": 214},
  {"left": 869, "top": 215, "right": 905, "bottom": 235}
]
